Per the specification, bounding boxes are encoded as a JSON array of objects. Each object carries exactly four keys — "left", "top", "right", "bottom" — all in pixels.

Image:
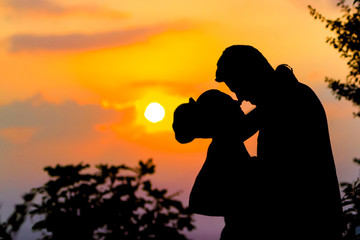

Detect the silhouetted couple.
[{"left": 173, "top": 45, "right": 344, "bottom": 240}]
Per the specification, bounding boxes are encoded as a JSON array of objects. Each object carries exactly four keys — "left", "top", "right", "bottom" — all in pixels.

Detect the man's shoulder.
[
  {"left": 296, "top": 82, "right": 314, "bottom": 93},
  {"left": 295, "top": 82, "right": 321, "bottom": 103},
  {"left": 294, "top": 82, "right": 327, "bottom": 117}
]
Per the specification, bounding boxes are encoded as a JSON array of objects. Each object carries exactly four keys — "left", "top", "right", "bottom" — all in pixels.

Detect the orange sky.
[{"left": 1, "top": 0, "right": 360, "bottom": 239}]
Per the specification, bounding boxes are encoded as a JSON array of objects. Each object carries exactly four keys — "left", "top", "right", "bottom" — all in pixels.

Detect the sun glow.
[
  {"left": 144, "top": 102, "right": 165, "bottom": 123},
  {"left": 131, "top": 90, "right": 189, "bottom": 133},
  {"left": 101, "top": 90, "right": 189, "bottom": 133}
]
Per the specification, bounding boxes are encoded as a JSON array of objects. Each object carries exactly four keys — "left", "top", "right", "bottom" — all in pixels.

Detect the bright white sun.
[{"left": 144, "top": 102, "right": 165, "bottom": 123}]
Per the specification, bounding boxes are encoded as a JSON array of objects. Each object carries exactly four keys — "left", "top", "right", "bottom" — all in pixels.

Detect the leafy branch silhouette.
[{"left": 0, "top": 159, "right": 195, "bottom": 240}]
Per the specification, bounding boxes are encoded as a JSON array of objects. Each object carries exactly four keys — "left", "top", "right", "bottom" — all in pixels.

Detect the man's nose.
[{"left": 215, "top": 68, "right": 222, "bottom": 82}]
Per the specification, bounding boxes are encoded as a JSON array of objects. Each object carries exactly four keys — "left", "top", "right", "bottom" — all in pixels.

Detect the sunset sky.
[{"left": 1, "top": 0, "right": 360, "bottom": 239}]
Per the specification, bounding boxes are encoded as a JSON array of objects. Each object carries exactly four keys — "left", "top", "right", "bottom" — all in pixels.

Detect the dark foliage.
[
  {"left": 340, "top": 159, "right": 360, "bottom": 239},
  {"left": 0, "top": 159, "right": 194, "bottom": 240},
  {"left": 0, "top": 191, "right": 36, "bottom": 240},
  {"left": 309, "top": 0, "right": 360, "bottom": 117}
]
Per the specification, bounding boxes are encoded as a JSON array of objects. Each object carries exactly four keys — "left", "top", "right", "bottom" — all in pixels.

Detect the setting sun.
[{"left": 144, "top": 102, "right": 165, "bottom": 123}]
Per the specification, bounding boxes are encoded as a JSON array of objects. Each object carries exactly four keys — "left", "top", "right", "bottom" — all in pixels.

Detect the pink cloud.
[
  {"left": 0, "top": 127, "right": 36, "bottom": 144},
  {"left": 4, "top": 0, "right": 130, "bottom": 20},
  {"left": 4, "top": 0, "right": 63, "bottom": 13},
  {"left": 9, "top": 22, "right": 192, "bottom": 52}
]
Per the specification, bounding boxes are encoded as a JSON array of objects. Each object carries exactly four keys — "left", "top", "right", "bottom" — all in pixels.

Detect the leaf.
[
  {"left": 32, "top": 220, "right": 48, "bottom": 231},
  {"left": 354, "top": 158, "right": 360, "bottom": 165},
  {"left": 22, "top": 192, "right": 36, "bottom": 202},
  {"left": 138, "top": 159, "right": 155, "bottom": 176}
]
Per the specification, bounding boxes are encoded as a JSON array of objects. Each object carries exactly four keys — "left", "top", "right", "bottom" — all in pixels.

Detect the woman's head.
[
  {"left": 173, "top": 89, "right": 243, "bottom": 143},
  {"left": 172, "top": 100, "right": 197, "bottom": 143}
]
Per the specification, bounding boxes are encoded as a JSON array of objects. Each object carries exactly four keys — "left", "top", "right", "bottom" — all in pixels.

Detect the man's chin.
[
  {"left": 235, "top": 93, "right": 257, "bottom": 105},
  {"left": 248, "top": 99, "right": 256, "bottom": 105},
  {"left": 245, "top": 98, "right": 258, "bottom": 106}
]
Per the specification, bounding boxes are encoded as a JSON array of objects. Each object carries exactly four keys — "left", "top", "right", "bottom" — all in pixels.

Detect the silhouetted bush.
[
  {"left": 340, "top": 159, "right": 360, "bottom": 240},
  {"left": 0, "top": 159, "right": 194, "bottom": 240}
]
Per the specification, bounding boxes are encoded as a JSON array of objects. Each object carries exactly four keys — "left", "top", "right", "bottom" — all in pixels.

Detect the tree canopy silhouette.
[
  {"left": 309, "top": 0, "right": 360, "bottom": 117},
  {"left": 0, "top": 159, "right": 194, "bottom": 240}
]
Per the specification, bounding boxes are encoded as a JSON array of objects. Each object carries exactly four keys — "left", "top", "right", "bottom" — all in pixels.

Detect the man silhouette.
[{"left": 215, "top": 45, "right": 344, "bottom": 240}]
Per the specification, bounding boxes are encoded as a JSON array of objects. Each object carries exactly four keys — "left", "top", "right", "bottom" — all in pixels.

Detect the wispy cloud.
[
  {"left": 4, "top": 0, "right": 64, "bottom": 13},
  {"left": 3, "top": 0, "right": 129, "bottom": 20},
  {"left": 0, "top": 94, "right": 129, "bottom": 143},
  {"left": 9, "top": 22, "right": 191, "bottom": 52}
]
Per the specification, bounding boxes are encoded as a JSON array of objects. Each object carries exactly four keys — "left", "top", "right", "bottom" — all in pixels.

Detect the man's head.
[{"left": 216, "top": 45, "right": 274, "bottom": 105}]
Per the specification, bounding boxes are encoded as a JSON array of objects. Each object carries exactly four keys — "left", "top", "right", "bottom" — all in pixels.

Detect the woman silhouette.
[{"left": 173, "top": 89, "right": 257, "bottom": 239}]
